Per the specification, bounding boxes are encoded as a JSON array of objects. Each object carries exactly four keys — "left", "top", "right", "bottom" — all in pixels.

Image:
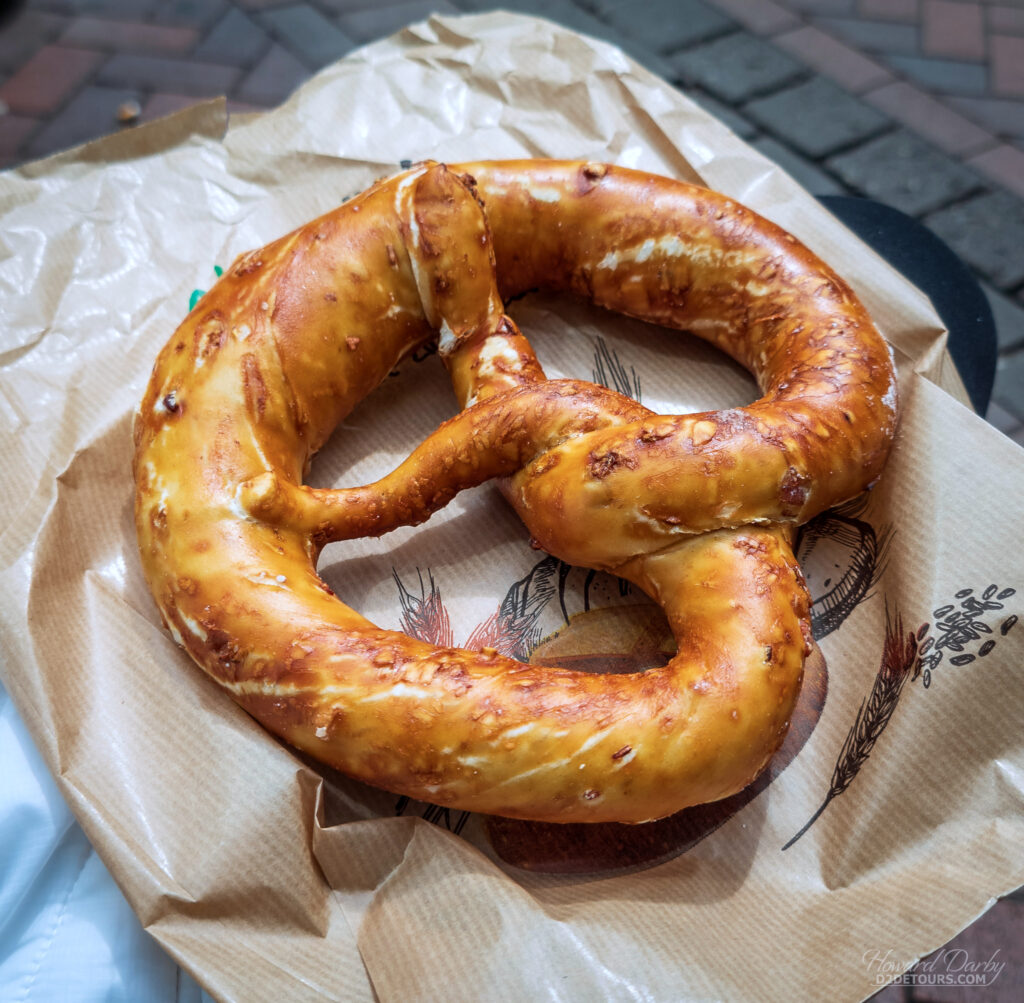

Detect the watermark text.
[{"left": 864, "top": 948, "right": 1006, "bottom": 987}]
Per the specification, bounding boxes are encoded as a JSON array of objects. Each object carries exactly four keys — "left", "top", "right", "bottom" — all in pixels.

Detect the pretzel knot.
[{"left": 134, "top": 160, "right": 898, "bottom": 824}]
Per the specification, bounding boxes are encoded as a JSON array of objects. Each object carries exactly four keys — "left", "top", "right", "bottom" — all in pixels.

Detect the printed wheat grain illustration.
[
  {"left": 783, "top": 606, "right": 918, "bottom": 850},
  {"left": 392, "top": 568, "right": 453, "bottom": 648},
  {"left": 465, "top": 557, "right": 560, "bottom": 661},
  {"left": 592, "top": 336, "right": 642, "bottom": 401}
]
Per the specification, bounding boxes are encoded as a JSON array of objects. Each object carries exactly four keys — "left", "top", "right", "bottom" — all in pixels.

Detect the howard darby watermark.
[{"left": 864, "top": 948, "right": 1006, "bottom": 988}]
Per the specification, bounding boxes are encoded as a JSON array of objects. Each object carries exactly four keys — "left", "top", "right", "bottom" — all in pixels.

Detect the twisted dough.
[{"left": 133, "top": 160, "right": 897, "bottom": 824}]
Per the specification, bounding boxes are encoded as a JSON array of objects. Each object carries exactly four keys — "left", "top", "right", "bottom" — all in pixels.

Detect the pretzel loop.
[{"left": 134, "top": 160, "right": 897, "bottom": 823}]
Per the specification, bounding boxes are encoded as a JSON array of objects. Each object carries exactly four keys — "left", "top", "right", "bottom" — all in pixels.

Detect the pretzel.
[{"left": 133, "top": 160, "right": 897, "bottom": 824}]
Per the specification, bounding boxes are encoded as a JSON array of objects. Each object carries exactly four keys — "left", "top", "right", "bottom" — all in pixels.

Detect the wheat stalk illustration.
[
  {"left": 592, "top": 336, "right": 642, "bottom": 401},
  {"left": 782, "top": 606, "right": 918, "bottom": 850},
  {"left": 392, "top": 568, "right": 453, "bottom": 648},
  {"left": 466, "top": 556, "right": 560, "bottom": 660}
]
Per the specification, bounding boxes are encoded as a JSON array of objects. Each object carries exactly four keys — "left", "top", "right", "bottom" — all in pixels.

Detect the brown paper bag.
[{"left": 1, "top": 13, "right": 1021, "bottom": 1002}]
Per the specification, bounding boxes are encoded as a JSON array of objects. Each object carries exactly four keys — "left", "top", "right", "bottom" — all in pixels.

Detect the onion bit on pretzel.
[{"left": 133, "top": 160, "right": 898, "bottom": 824}]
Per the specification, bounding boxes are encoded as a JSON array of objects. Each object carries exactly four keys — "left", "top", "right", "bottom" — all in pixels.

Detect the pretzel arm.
[
  {"left": 233, "top": 524, "right": 808, "bottom": 824},
  {"left": 237, "top": 379, "right": 649, "bottom": 542},
  {"left": 463, "top": 159, "right": 897, "bottom": 484},
  {"left": 232, "top": 162, "right": 651, "bottom": 542},
  {"left": 505, "top": 396, "right": 885, "bottom": 571}
]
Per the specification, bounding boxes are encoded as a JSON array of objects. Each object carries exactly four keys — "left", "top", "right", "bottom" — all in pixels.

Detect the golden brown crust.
[{"left": 133, "top": 160, "right": 897, "bottom": 823}]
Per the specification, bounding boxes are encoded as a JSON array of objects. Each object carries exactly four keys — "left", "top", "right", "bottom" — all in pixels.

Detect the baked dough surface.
[{"left": 133, "top": 161, "right": 897, "bottom": 823}]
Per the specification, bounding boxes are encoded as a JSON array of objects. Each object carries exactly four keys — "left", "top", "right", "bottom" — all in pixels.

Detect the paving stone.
[
  {"left": 864, "top": 81, "right": 993, "bottom": 156},
  {"left": 697, "top": 0, "right": 800, "bottom": 34},
  {"left": 451, "top": 0, "right": 681, "bottom": 77},
  {"left": 141, "top": 92, "right": 205, "bottom": 123},
  {"left": 193, "top": 6, "right": 272, "bottom": 67},
  {"left": 985, "top": 400, "right": 1024, "bottom": 437},
  {"left": 463, "top": 0, "right": 611, "bottom": 34},
  {"left": 983, "top": 281, "right": 1024, "bottom": 353},
  {"left": 922, "top": 0, "right": 986, "bottom": 62},
  {"left": 337, "top": 0, "right": 460, "bottom": 43},
  {"left": 0, "top": 44, "right": 102, "bottom": 117},
  {"left": 235, "top": 42, "right": 311, "bottom": 107},
  {"left": 685, "top": 87, "right": 759, "bottom": 139},
  {"left": 672, "top": 31, "right": 804, "bottom": 103},
  {"left": 611, "top": 39, "right": 678, "bottom": 82},
  {"left": 37, "top": 0, "right": 158, "bottom": 16},
  {"left": 773, "top": 0, "right": 856, "bottom": 13},
  {"left": 257, "top": 4, "right": 357, "bottom": 70},
  {"left": 883, "top": 53, "right": 989, "bottom": 97},
  {"left": 234, "top": 0, "right": 294, "bottom": 9},
  {"left": 967, "top": 144, "right": 1024, "bottom": 200},
  {"left": 745, "top": 76, "right": 890, "bottom": 158},
  {"left": 0, "top": 9, "right": 67, "bottom": 74},
  {"left": 22, "top": 84, "right": 142, "bottom": 160},
  {"left": 991, "top": 35, "right": 1024, "bottom": 99},
  {"left": 988, "top": 6, "right": 1024, "bottom": 35},
  {"left": 826, "top": 130, "right": 982, "bottom": 216},
  {"left": 454, "top": 0, "right": 628, "bottom": 54},
  {"left": 151, "top": 0, "right": 229, "bottom": 29},
  {"left": 815, "top": 15, "right": 920, "bottom": 55},
  {"left": 752, "top": 135, "right": 848, "bottom": 195},
  {"left": 948, "top": 96, "right": 1024, "bottom": 144},
  {"left": 0, "top": 113, "right": 40, "bottom": 162},
  {"left": 926, "top": 190, "right": 1024, "bottom": 290},
  {"left": 774, "top": 24, "right": 893, "bottom": 93},
  {"left": 313, "top": 0, "right": 429, "bottom": 11},
  {"left": 858, "top": 0, "right": 917, "bottom": 22},
  {"left": 97, "top": 52, "right": 240, "bottom": 97},
  {"left": 552, "top": 0, "right": 655, "bottom": 54},
  {"left": 59, "top": 16, "right": 198, "bottom": 53},
  {"left": 590, "top": 0, "right": 735, "bottom": 55}
]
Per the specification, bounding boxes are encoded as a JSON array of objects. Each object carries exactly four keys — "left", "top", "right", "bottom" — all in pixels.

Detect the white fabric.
[{"left": 0, "top": 682, "right": 212, "bottom": 1002}]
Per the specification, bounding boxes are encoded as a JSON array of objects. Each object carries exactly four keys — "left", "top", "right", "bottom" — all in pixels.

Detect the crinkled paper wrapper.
[{"left": 1, "top": 13, "right": 1022, "bottom": 1003}]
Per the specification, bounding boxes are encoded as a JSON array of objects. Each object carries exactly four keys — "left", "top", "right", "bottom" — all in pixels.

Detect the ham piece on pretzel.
[{"left": 133, "top": 160, "right": 897, "bottom": 824}]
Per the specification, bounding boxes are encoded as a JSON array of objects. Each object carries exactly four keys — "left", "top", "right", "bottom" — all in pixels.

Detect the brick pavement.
[
  {"left": 0, "top": 1, "right": 1021, "bottom": 994},
  {"left": 701, "top": 0, "right": 1024, "bottom": 452},
  {"left": 0, "top": 0, "right": 1017, "bottom": 447}
]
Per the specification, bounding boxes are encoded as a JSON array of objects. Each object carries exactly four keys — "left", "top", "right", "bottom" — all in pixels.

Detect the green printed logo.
[{"left": 189, "top": 264, "right": 224, "bottom": 311}]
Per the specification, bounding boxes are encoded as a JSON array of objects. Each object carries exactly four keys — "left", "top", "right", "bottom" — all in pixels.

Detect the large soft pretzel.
[{"left": 133, "top": 160, "right": 897, "bottom": 824}]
